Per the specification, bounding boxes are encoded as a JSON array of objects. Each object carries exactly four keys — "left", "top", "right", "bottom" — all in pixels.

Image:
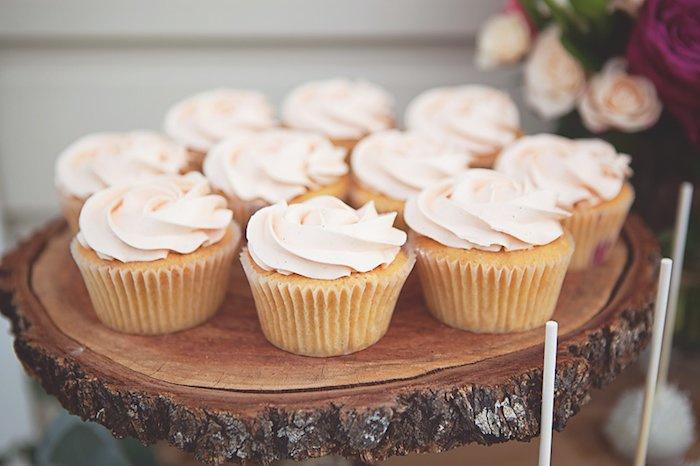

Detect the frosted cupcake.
[
  {"left": 405, "top": 85, "right": 521, "bottom": 168},
  {"left": 204, "top": 129, "right": 349, "bottom": 226},
  {"left": 405, "top": 169, "right": 573, "bottom": 333},
  {"left": 71, "top": 172, "right": 240, "bottom": 335},
  {"left": 495, "top": 134, "right": 633, "bottom": 270},
  {"left": 350, "top": 130, "right": 471, "bottom": 229},
  {"left": 55, "top": 131, "right": 188, "bottom": 234},
  {"left": 282, "top": 78, "right": 395, "bottom": 152},
  {"left": 241, "top": 196, "right": 414, "bottom": 357},
  {"left": 164, "top": 88, "right": 277, "bottom": 170}
]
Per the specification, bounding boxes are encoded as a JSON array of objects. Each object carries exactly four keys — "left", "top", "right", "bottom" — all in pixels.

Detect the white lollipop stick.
[
  {"left": 658, "top": 183, "right": 693, "bottom": 387},
  {"left": 538, "top": 320, "right": 558, "bottom": 466},
  {"left": 635, "top": 258, "right": 673, "bottom": 466}
]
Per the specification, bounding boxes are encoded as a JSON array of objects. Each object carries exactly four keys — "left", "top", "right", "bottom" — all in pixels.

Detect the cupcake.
[
  {"left": 405, "top": 169, "right": 573, "bottom": 333},
  {"left": 71, "top": 172, "right": 240, "bottom": 335},
  {"left": 281, "top": 78, "right": 395, "bottom": 152},
  {"left": 55, "top": 131, "right": 189, "bottom": 234},
  {"left": 405, "top": 85, "right": 521, "bottom": 168},
  {"left": 164, "top": 88, "right": 277, "bottom": 170},
  {"left": 204, "top": 128, "right": 349, "bottom": 226},
  {"left": 349, "top": 130, "right": 471, "bottom": 229},
  {"left": 495, "top": 134, "right": 633, "bottom": 270},
  {"left": 241, "top": 196, "right": 414, "bottom": 357}
]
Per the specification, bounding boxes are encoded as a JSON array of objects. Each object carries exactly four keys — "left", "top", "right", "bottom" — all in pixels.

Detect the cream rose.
[
  {"left": 524, "top": 26, "right": 586, "bottom": 119},
  {"left": 476, "top": 12, "right": 531, "bottom": 69},
  {"left": 78, "top": 172, "right": 233, "bottom": 262},
  {"left": 246, "top": 196, "right": 406, "bottom": 279},
  {"left": 578, "top": 58, "right": 662, "bottom": 133}
]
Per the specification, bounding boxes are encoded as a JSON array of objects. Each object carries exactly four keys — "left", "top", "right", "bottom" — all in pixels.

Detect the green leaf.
[
  {"left": 559, "top": 33, "right": 604, "bottom": 71},
  {"left": 518, "top": 0, "right": 548, "bottom": 28},
  {"left": 570, "top": 0, "right": 608, "bottom": 21}
]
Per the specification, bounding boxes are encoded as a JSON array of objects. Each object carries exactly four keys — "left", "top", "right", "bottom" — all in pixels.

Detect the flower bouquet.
[{"left": 476, "top": 0, "right": 700, "bottom": 346}]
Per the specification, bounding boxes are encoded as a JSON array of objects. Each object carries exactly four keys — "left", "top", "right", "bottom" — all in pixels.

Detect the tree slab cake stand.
[{"left": 0, "top": 216, "right": 659, "bottom": 465}]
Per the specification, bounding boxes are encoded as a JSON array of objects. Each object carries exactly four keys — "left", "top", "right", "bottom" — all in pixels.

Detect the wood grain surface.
[{"left": 0, "top": 216, "right": 660, "bottom": 464}]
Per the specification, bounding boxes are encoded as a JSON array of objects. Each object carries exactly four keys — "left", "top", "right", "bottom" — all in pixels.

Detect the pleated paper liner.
[
  {"left": 71, "top": 226, "right": 241, "bottom": 335},
  {"left": 241, "top": 248, "right": 416, "bottom": 357},
  {"left": 348, "top": 178, "right": 407, "bottom": 230},
  {"left": 563, "top": 183, "right": 634, "bottom": 270},
  {"left": 412, "top": 233, "right": 573, "bottom": 333},
  {"left": 59, "top": 192, "right": 85, "bottom": 235},
  {"left": 223, "top": 175, "right": 350, "bottom": 227}
]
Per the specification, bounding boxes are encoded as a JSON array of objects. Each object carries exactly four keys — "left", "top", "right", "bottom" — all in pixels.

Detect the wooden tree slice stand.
[{"left": 0, "top": 216, "right": 659, "bottom": 465}]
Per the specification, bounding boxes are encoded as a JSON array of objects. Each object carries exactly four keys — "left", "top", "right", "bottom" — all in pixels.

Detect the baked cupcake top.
[
  {"left": 204, "top": 129, "right": 348, "bottom": 203},
  {"left": 404, "top": 169, "right": 569, "bottom": 251},
  {"left": 247, "top": 196, "right": 406, "bottom": 279},
  {"left": 351, "top": 130, "right": 471, "bottom": 201},
  {"left": 495, "top": 134, "right": 631, "bottom": 210},
  {"left": 164, "top": 88, "right": 277, "bottom": 153},
  {"left": 281, "top": 79, "right": 394, "bottom": 140},
  {"left": 404, "top": 85, "right": 520, "bottom": 163},
  {"left": 55, "top": 131, "right": 188, "bottom": 199},
  {"left": 77, "top": 172, "right": 233, "bottom": 262}
]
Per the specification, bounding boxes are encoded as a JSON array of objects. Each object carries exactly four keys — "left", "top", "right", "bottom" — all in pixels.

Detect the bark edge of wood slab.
[{"left": 0, "top": 216, "right": 659, "bottom": 465}]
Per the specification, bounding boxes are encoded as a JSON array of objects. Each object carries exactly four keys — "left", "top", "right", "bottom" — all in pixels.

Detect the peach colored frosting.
[
  {"left": 204, "top": 129, "right": 348, "bottom": 204},
  {"left": 404, "top": 169, "right": 569, "bottom": 251},
  {"left": 405, "top": 85, "right": 520, "bottom": 163},
  {"left": 56, "top": 132, "right": 188, "bottom": 199},
  {"left": 246, "top": 196, "right": 406, "bottom": 279},
  {"left": 77, "top": 172, "right": 233, "bottom": 262},
  {"left": 495, "top": 134, "right": 631, "bottom": 210},
  {"left": 282, "top": 79, "right": 394, "bottom": 140},
  {"left": 164, "top": 89, "right": 277, "bottom": 152},
  {"left": 351, "top": 130, "right": 471, "bottom": 200}
]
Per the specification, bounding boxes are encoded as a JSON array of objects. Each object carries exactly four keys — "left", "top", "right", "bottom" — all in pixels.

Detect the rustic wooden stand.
[{"left": 0, "top": 216, "right": 659, "bottom": 465}]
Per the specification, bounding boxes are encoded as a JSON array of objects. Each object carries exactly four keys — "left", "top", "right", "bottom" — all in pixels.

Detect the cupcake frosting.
[
  {"left": 351, "top": 130, "right": 471, "bottom": 200},
  {"left": 405, "top": 85, "right": 520, "bottom": 162},
  {"left": 164, "top": 89, "right": 277, "bottom": 153},
  {"left": 204, "top": 129, "right": 348, "bottom": 203},
  {"left": 247, "top": 196, "right": 406, "bottom": 279},
  {"left": 404, "top": 169, "right": 569, "bottom": 251},
  {"left": 56, "top": 132, "right": 188, "bottom": 199},
  {"left": 78, "top": 172, "right": 233, "bottom": 262},
  {"left": 495, "top": 134, "right": 631, "bottom": 209},
  {"left": 282, "top": 79, "right": 394, "bottom": 140}
]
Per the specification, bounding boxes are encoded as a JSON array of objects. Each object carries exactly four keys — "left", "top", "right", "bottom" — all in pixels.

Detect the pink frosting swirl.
[
  {"left": 55, "top": 132, "right": 188, "bottom": 199},
  {"left": 495, "top": 134, "right": 631, "bottom": 209},
  {"left": 246, "top": 196, "right": 406, "bottom": 279},
  {"left": 405, "top": 85, "right": 520, "bottom": 163},
  {"left": 351, "top": 130, "right": 471, "bottom": 200},
  {"left": 204, "top": 129, "right": 348, "bottom": 203},
  {"left": 164, "top": 89, "right": 277, "bottom": 152},
  {"left": 282, "top": 79, "right": 394, "bottom": 140},
  {"left": 78, "top": 172, "right": 233, "bottom": 262},
  {"left": 404, "top": 169, "right": 569, "bottom": 251}
]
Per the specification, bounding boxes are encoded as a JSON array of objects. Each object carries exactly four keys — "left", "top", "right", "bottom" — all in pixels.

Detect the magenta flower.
[{"left": 627, "top": 0, "right": 700, "bottom": 147}]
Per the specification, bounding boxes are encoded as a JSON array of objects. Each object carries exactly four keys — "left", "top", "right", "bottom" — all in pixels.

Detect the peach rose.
[
  {"left": 476, "top": 12, "right": 531, "bottom": 69},
  {"left": 524, "top": 26, "right": 586, "bottom": 119},
  {"left": 578, "top": 58, "right": 662, "bottom": 133}
]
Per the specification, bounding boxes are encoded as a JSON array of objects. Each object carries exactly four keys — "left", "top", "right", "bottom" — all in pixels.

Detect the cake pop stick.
[
  {"left": 658, "top": 183, "right": 693, "bottom": 387},
  {"left": 634, "top": 258, "right": 673, "bottom": 466},
  {"left": 538, "top": 320, "right": 558, "bottom": 466}
]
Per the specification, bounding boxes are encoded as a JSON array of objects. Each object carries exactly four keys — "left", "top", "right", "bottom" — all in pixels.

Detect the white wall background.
[{"left": 0, "top": 0, "right": 552, "bottom": 452}]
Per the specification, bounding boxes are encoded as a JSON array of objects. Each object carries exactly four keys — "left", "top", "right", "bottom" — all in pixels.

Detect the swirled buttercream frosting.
[
  {"left": 246, "top": 196, "right": 406, "bottom": 279},
  {"left": 404, "top": 169, "right": 569, "bottom": 251},
  {"left": 164, "top": 88, "right": 277, "bottom": 152},
  {"left": 56, "top": 132, "right": 188, "bottom": 199},
  {"left": 204, "top": 129, "right": 348, "bottom": 203},
  {"left": 282, "top": 79, "right": 394, "bottom": 140},
  {"left": 495, "top": 134, "right": 631, "bottom": 209},
  {"left": 77, "top": 172, "right": 233, "bottom": 262},
  {"left": 405, "top": 85, "right": 520, "bottom": 163},
  {"left": 351, "top": 130, "right": 471, "bottom": 200}
]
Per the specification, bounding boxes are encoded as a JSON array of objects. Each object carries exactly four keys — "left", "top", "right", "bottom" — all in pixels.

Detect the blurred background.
[{"left": 1, "top": 1, "right": 698, "bottom": 465}]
